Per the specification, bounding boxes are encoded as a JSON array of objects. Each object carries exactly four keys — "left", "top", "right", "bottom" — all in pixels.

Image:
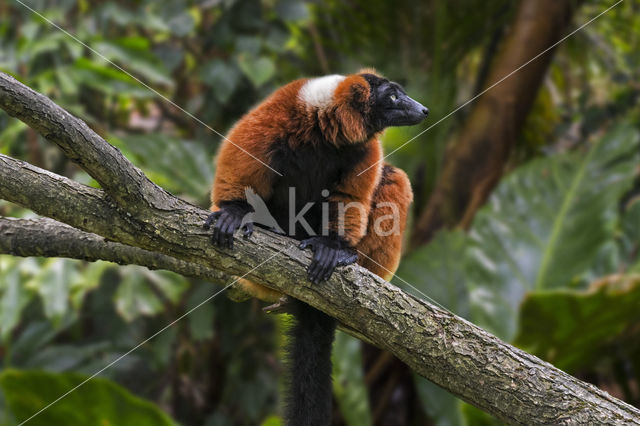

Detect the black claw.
[
  {"left": 212, "top": 223, "right": 220, "bottom": 245},
  {"left": 223, "top": 219, "right": 237, "bottom": 249},
  {"left": 229, "top": 219, "right": 240, "bottom": 248},
  {"left": 299, "top": 236, "right": 358, "bottom": 283},
  {"left": 204, "top": 211, "right": 221, "bottom": 230},
  {"left": 205, "top": 201, "right": 254, "bottom": 249},
  {"left": 323, "top": 250, "right": 339, "bottom": 281},
  {"left": 308, "top": 245, "right": 325, "bottom": 283},
  {"left": 242, "top": 222, "right": 254, "bottom": 237},
  {"left": 299, "top": 239, "right": 312, "bottom": 250},
  {"left": 214, "top": 218, "right": 226, "bottom": 247},
  {"left": 337, "top": 249, "right": 358, "bottom": 266}
]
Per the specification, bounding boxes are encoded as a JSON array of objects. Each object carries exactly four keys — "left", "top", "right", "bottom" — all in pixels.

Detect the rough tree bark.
[
  {"left": 0, "top": 217, "right": 228, "bottom": 285},
  {"left": 411, "top": 0, "right": 578, "bottom": 248},
  {"left": 0, "top": 73, "right": 639, "bottom": 424}
]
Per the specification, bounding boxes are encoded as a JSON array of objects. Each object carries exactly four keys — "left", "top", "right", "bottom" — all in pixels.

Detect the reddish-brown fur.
[{"left": 356, "top": 164, "right": 413, "bottom": 280}]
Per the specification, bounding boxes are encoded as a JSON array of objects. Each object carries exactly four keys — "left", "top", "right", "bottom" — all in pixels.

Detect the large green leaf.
[
  {"left": 514, "top": 274, "right": 640, "bottom": 372},
  {"left": 473, "top": 124, "right": 640, "bottom": 291},
  {"left": 0, "top": 370, "right": 175, "bottom": 426},
  {"left": 466, "top": 124, "right": 640, "bottom": 338}
]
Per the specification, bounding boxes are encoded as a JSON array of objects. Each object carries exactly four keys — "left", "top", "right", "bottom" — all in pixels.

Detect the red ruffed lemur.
[{"left": 205, "top": 69, "right": 428, "bottom": 425}]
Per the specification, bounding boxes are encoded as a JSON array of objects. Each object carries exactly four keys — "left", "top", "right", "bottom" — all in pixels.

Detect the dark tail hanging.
[{"left": 284, "top": 300, "right": 337, "bottom": 426}]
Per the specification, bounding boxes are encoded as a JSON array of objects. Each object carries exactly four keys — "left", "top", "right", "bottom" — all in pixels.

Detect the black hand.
[
  {"left": 299, "top": 236, "right": 358, "bottom": 283},
  {"left": 203, "top": 200, "right": 253, "bottom": 249}
]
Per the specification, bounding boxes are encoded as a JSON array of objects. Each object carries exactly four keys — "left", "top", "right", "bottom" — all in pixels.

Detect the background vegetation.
[{"left": 0, "top": 0, "right": 639, "bottom": 424}]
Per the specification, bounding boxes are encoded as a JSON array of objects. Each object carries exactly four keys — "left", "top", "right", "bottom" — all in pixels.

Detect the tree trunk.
[{"left": 411, "top": 0, "right": 577, "bottom": 248}]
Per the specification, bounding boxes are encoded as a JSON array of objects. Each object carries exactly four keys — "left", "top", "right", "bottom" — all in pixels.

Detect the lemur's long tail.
[{"left": 284, "top": 299, "right": 336, "bottom": 426}]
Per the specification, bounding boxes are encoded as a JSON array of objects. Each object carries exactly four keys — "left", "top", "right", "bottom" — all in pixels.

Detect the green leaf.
[
  {"left": 144, "top": 270, "right": 189, "bottom": 304},
  {"left": 237, "top": 55, "right": 276, "bottom": 88},
  {"left": 72, "top": 58, "right": 155, "bottom": 98},
  {"left": 17, "top": 32, "right": 67, "bottom": 59},
  {"left": 477, "top": 124, "right": 639, "bottom": 292},
  {"left": 69, "top": 261, "right": 111, "bottom": 310},
  {"left": 200, "top": 60, "right": 241, "bottom": 104},
  {"left": 22, "top": 342, "right": 111, "bottom": 372},
  {"left": 92, "top": 41, "right": 174, "bottom": 87},
  {"left": 113, "top": 36, "right": 151, "bottom": 51},
  {"left": 8, "top": 319, "right": 75, "bottom": 367},
  {"left": 73, "top": 57, "right": 135, "bottom": 83},
  {"left": 0, "top": 260, "right": 34, "bottom": 342},
  {"left": 514, "top": 274, "right": 640, "bottom": 372},
  {"left": 0, "top": 370, "right": 175, "bottom": 426},
  {"left": 461, "top": 403, "right": 503, "bottom": 425},
  {"left": 235, "top": 36, "right": 262, "bottom": 55},
  {"left": 30, "top": 260, "right": 74, "bottom": 324},
  {"left": 114, "top": 267, "right": 164, "bottom": 322},
  {"left": 97, "top": 3, "right": 169, "bottom": 32}
]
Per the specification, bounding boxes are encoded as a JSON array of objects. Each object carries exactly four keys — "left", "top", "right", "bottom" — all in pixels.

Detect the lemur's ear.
[
  {"left": 332, "top": 75, "right": 371, "bottom": 143},
  {"left": 335, "top": 75, "right": 370, "bottom": 108}
]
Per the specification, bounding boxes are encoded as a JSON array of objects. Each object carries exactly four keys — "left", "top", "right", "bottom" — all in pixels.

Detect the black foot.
[
  {"left": 299, "top": 236, "right": 358, "bottom": 284},
  {"left": 203, "top": 201, "right": 254, "bottom": 249}
]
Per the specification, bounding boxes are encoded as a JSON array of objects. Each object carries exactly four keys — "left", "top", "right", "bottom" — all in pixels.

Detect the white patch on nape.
[{"left": 299, "top": 74, "right": 345, "bottom": 109}]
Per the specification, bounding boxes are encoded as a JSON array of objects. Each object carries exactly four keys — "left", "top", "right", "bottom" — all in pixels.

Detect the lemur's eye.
[{"left": 390, "top": 94, "right": 397, "bottom": 101}]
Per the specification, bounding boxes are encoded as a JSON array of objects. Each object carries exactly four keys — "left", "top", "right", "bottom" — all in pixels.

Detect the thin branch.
[
  {"left": 0, "top": 71, "right": 639, "bottom": 423},
  {"left": 0, "top": 217, "right": 228, "bottom": 285}
]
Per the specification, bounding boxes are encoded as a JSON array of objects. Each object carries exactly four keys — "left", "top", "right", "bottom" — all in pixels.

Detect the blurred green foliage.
[
  {"left": 0, "top": 369, "right": 176, "bottom": 426},
  {"left": 0, "top": 0, "right": 639, "bottom": 425}
]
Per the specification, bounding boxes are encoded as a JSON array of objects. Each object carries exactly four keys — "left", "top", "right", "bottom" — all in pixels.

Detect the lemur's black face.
[{"left": 361, "top": 73, "right": 429, "bottom": 133}]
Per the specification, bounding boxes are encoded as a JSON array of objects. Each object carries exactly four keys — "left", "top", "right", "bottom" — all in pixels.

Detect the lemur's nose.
[{"left": 422, "top": 107, "right": 429, "bottom": 116}]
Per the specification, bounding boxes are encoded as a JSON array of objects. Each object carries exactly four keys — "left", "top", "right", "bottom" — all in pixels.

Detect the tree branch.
[
  {"left": 0, "top": 217, "right": 228, "bottom": 285},
  {"left": 1, "top": 71, "right": 639, "bottom": 423}
]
